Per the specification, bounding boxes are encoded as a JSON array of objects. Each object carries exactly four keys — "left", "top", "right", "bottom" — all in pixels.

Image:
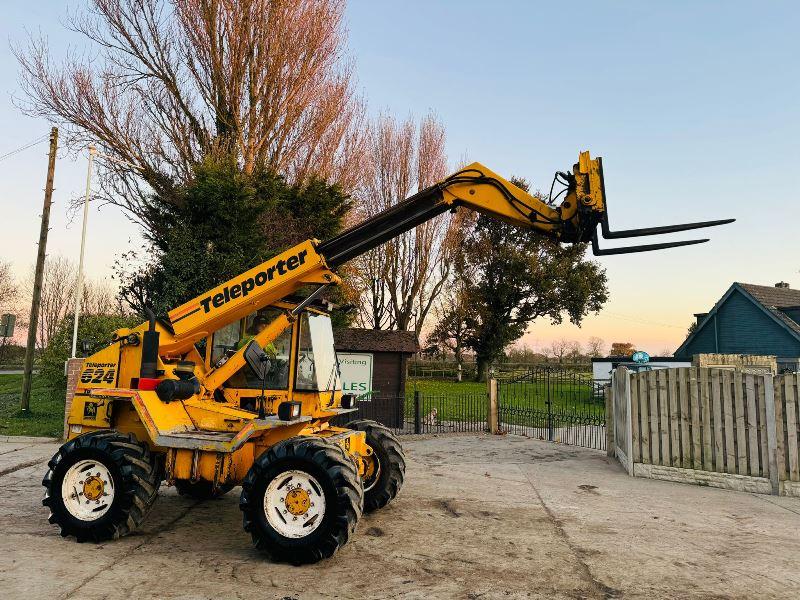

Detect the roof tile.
[
  {"left": 333, "top": 328, "right": 419, "bottom": 354},
  {"left": 738, "top": 283, "right": 800, "bottom": 335}
]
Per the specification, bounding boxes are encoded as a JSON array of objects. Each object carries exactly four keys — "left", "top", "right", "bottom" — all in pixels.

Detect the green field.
[{"left": 0, "top": 374, "right": 64, "bottom": 438}]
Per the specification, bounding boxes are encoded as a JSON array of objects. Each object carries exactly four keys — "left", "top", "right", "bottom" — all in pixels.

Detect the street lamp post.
[{"left": 71, "top": 145, "right": 96, "bottom": 358}]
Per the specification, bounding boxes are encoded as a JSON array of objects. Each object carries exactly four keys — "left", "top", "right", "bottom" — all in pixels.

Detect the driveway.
[{"left": 1, "top": 434, "right": 799, "bottom": 599}]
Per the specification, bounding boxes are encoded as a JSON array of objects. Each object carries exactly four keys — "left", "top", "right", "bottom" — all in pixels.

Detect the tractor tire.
[
  {"left": 42, "top": 429, "right": 161, "bottom": 543},
  {"left": 175, "top": 480, "right": 235, "bottom": 500},
  {"left": 239, "top": 437, "right": 363, "bottom": 565},
  {"left": 346, "top": 419, "right": 405, "bottom": 512}
]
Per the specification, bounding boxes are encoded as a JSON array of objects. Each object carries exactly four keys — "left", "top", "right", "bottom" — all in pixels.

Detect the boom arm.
[
  {"left": 319, "top": 151, "right": 734, "bottom": 264},
  {"left": 165, "top": 151, "right": 733, "bottom": 379}
]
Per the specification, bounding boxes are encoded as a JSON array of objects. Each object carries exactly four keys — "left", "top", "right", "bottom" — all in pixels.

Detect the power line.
[
  {"left": 0, "top": 133, "right": 51, "bottom": 163},
  {"left": 603, "top": 311, "right": 686, "bottom": 330}
]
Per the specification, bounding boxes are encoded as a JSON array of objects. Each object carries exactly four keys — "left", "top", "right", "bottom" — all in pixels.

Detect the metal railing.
[
  {"left": 332, "top": 391, "right": 487, "bottom": 435},
  {"left": 498, "top": 366, "right": 607, "bottom": 450}
]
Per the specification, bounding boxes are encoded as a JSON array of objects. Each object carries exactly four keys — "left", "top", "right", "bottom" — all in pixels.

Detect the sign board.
[
  {"left": 0, "top": 314, "right": 15, "bottom": 338},
  {"left": 338, "top": 353, "right": 373, "bottom": 399}
]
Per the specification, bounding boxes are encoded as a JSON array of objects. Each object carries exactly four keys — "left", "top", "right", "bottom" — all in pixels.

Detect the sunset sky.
[{"left": 1, "top": 1, "right": 797, "bottom": 355}]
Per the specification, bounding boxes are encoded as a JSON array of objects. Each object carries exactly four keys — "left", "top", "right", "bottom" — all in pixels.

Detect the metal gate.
[{"left": 497, "top": 367, "right": 606, "bottom": 450}]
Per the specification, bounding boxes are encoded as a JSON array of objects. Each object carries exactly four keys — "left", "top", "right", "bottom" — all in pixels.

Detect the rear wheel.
[
  {"left": 175, "top": 480, "right": 234, "bottom": 500},
  {"left": 239, "top": 437, "right": 363, "bottom": 565},
  {"left": 346, "top": 419, "right": 405, "bottom": 512},
  {"left": 42, "top": 430, "right": 160, "bottom": 542}
]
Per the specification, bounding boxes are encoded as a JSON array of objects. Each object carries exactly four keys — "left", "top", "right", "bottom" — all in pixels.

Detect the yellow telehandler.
[{"left": 44, "top": 152, "right": 731, "bottom": 563}]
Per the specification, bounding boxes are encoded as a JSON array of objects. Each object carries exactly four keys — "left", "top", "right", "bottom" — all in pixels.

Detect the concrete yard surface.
[{"left": 2, "top": 434, "right": 799, "bottom": 599}]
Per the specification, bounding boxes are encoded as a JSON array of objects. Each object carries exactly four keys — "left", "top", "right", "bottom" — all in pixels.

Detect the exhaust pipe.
[{"left": 140, "top": 307, "right": 160, "bottom": 380}]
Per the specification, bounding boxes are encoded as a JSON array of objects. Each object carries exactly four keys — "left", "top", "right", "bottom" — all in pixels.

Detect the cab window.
[
  {"left": 295, "top": 312, "right": 338, "bottom": 391},
  {"left": 211, "top": 320, "right": 242, "bottom": 365},
  {"left": 211, "top": 309, "right": 293, "bottom": 390}
]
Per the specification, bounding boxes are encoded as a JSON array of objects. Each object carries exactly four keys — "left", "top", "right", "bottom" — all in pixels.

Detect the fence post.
[
  {"left": 546, "top": 368, "right": 553, "bottom": 441},
  {"left": 488, "top": 378, "right": 499, "bottom": 434},
  {"left": 624, "top": 369, "right": 634, "bottom": 476},
  {"left": 764, "top": 374, "right": 780, "bottom": 495},
  {"left": 414, "top": 391, "right": 421, "bottom": 434},
  {"left": 605, "top": 384, "right": 614, "bottom": 457}
]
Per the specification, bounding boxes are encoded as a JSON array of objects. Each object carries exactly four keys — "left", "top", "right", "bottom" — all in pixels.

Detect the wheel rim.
[
  {"left": 264, "top": 470, "right": 326, "bottom": 538},
  {"left": 362, "top": 451, "right": 381, "bottom": 492},
  {"left": 61, "top": 459, "right": 115, "bottom": 521}
]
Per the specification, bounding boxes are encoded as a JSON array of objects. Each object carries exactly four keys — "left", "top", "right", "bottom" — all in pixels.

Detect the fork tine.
[
  {"left": 591, "top": 231, "right": 710, "bottom": 256},
  {"left": 600, "top": 212, "right": 735, "bottom": 239}
]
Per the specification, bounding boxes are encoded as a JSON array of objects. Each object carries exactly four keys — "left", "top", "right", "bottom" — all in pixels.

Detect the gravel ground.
[{"left": 2, "top": 433, "right": 799, "bottom": 599}]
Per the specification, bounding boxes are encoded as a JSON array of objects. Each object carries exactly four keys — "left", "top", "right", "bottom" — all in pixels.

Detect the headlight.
[{"left": 278, "top": 401, "right": 303, "bottom": 421}]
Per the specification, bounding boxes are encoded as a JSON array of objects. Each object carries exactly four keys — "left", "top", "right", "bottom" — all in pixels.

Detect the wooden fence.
[{"left": 610, "top": 366, "right": 800, "bottom": 496}]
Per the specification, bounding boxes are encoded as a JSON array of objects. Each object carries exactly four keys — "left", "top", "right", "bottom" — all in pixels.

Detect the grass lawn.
[{"left": 0, "top": 374, "right": 64, "bottom": 438}]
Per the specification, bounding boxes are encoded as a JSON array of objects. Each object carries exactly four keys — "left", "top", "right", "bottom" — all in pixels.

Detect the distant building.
[
  {"left": 591, "top": 356, "right": 690, "bottom": 382},
  {"left": 675, "top": 282, "right": 800, "bottom": 372}
]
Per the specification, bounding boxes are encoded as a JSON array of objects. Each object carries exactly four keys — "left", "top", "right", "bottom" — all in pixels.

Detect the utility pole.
[{"left": 21, "top": 127, "right": 58, "bottom": 411}]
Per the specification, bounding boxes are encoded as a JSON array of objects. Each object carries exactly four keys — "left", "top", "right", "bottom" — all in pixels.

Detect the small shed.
[{"left": 333, "top": 328, "right": 418, "bottom": 398}]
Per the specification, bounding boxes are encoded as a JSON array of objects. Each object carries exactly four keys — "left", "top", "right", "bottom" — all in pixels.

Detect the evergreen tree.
[{"left": 117, "top": 156, "right": 351, "bottom": 320}]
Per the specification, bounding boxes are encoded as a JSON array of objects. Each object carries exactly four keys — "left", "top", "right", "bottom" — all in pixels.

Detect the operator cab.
[{"left": 199, "top": 303, "right": 341, "bottom": 411}]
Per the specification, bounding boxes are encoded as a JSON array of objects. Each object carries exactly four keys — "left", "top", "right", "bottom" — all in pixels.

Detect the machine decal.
[
  {"left": 197, "top": 249, "right": 309, "bottom": 315},
  {"left": 80, "top": 364, "right": 117, "bottom": 384},
  {"left": 77, "top": 344, "right": 121, "bottom": 390},
  {"left": 83, "top": 401, "right": 98, "bottom": 419}
]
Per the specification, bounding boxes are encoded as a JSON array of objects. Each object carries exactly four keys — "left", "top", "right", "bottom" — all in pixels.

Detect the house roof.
[
  {"left": 333, "top": 328, "right": 419, "bottom": 354},
  {"left": 675, "top": 282, "right": 800, "bottom": 356},
  {"left": 738, "top": 283, "right": 800, "bottom": 336}
]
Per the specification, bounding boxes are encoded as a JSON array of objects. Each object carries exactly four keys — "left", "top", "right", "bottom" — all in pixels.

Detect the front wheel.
[
  {"left": 239, "top": 437, "right": 363, "bottom": 565},
  {"left": 346, "top": 420, "right": 406, "bottom": 512},
  {"left": 42, "top": 430, "right": 161, "bottom": 542}
]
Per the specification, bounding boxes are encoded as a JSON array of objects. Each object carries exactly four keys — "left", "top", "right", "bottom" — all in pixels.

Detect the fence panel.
[
  {"left": 784, "top": 376, "right": 799, "bottom": 480},
  {"left": 613, "top": 367, "right": 800, "bottom": 495},
  {"left": 774, "top": 377, "right": 787, "bottom": 481},
  {"left": 630, "top": 373, "right": 641, "bottom": 462},
  {"left": 745, "top": 374, "right": 760, "bottom": 476}
]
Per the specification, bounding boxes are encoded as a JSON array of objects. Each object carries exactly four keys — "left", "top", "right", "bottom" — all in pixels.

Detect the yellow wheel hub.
[
  {"left": 82, "top": 475, "right": 105, "bottom": 502},
  {"left": 361, "top": 447, "right": 381, "bottom": 492},
  {"left": 362, "top": 453, "right": 378, "bottom": 482},
  {"left": 284, "top": 487, "right": 311, "bottom": 516}
]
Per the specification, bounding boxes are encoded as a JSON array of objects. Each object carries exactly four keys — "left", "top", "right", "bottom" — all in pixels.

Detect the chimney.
[{"left": 775, "top": 282, "right": 790, "bottom": 289}]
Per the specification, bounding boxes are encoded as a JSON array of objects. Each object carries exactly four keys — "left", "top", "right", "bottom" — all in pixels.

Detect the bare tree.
[
  {"left": 585, "top": 336, "right": 605, "bottom": 358},
  {"left": 81, "top": 279, "right": 121, "bottom": 315},
  {"left": 28, "top": 256, "right": 75, "bottom": 350},
  {"left": 23, "top": 256, "right": 122, "bottom": 349},
  {"left": 351, "top": 112, "right": 454, "bottom": 335},
  {"left": 427, "top": 283, "right": 470, "bottom": 365},
  {"left": 0, "top": 261, "right": 17, "bottom": 314},
  {"left": 0, "top": 261, "right": 22, "bottom": 360},
  {"left": 547, "top": 338, "right": 580, "bottom": 364},
  {"left": 16, "top": 0, "right": 366, "bottom": 232}
]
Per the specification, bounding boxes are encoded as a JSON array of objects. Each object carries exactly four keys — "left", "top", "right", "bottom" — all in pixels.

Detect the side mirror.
[{"left": 244, "top": 340, "right": 272, "bottom": 381}]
